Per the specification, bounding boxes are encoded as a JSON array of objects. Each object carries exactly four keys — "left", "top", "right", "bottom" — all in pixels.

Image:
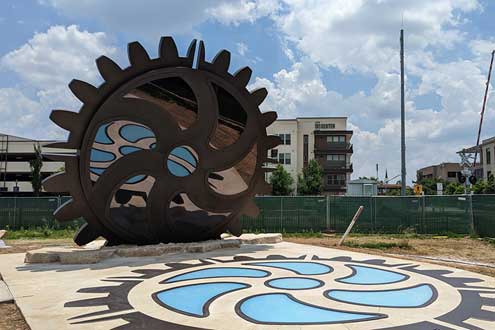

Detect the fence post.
[
  {"left": 280, "top": 196, "right": 283, "bottom": 233},
  {"left": 468, "top": 194, "right": 475, "bottom": 235},
  {"left": 13, "top": 196, "right": 17, "bottom": 230},
  {"left": 326, "top": 195, "right": 330, "bottom": 231}
]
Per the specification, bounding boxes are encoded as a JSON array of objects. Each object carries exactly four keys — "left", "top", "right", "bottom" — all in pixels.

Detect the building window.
[
  {"left": 278, "top": 153, "right": 291, "bottom": 165},
  {"left": 447, "top": 171, "right": 457, "bottom": 178},
  {"left": 326, "top": 154, "right": 346, "bottom": 161},
  {"left": 270, "top": 149, "right": 278, "bottom": 158},
  {"left": 278, "top": 134, "right": 291, "bottom": 145},
  {"left": 327, "top": 174, "right": 345, "bottom": 185},
  {"left": 487, "top": 148, "right": 492, "bottom": 165},
  {"left": 303, "top": 134, "right": 308, "bottom": 166},
  {"left": 326, "top": 135, "right": 345, "bottom": 143},
  {"left": 315, "top": 122, "right": 336, "bottom": 130}
]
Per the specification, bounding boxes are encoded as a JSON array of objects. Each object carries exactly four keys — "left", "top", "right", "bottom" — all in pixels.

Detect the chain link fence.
[{"left": 0, "top": 195, "right": 493, "bottom": 237}]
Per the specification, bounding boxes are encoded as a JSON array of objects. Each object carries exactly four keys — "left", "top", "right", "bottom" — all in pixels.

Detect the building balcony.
[
  {"left": 314, "top": 130, "right": 353, "bottom": 136},
  {"left": 322, "top": 162, "right": 353, "bottom": 173},
  {"left": 315, "top": 143, "right": 353, "bottom": 153}
]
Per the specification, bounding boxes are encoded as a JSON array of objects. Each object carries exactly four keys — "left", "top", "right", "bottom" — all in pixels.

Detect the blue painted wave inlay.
[
  {"left": 120, "top": 146, "right": 143, "bottom": 155},
  {"left": 90, "top": 167, "right": 105, "bottom": 175},
  {"left": 250, "top": 262, "right": 332, "bottom": 275},
  {"left": 338, "top": 265, "right": 407, "bottom": 285},
  {"left": 266, "top": 277, "right": 321, "bottom": 290},
  {"left": 165, "top": 267, "right": 269, "bottom": 283},
  {"left": 120, "top": 124, "right": 155, "bottom": 142},
  {"left": 155, "top": 282, "right": 248, "bottom": 317},
  {"left": 171, "top": 146, "right": 197, "bottom": 166},
  {"left": 90, "top": 149, "right": 116, "bottom": 162},
  {"left": 126, "top": 175, "right": 146, "bottom": 184},
  {"left": 326, "top": 284, "right": 435, "bottom": 308},
  {"left": 239, "top": 293, "right": 382, "bottom": 324},
  {"left": 167, "top": 146, "right": 197, "bottom": 177},
  {"left": 95, "top": 123, "right": 113, "bottom": 144}
]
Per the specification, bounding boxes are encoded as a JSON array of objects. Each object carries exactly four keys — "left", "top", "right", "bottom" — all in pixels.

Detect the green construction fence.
[{"left": 0, "top": 195, "right": 493, "bottom": 237}]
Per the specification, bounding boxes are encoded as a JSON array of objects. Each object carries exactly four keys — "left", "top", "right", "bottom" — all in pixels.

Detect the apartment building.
[
  {"left": 0, "top": 133, "right": 70, "bottom": 195},
  {"left": 416, "top": 162, "right": 462, "bottom": 183},
  {"left": 266, "top": 117, "right": 353, "bottom": 194},
  {"left": 477, "top": 136, "right": 495, "bottom": 180}
]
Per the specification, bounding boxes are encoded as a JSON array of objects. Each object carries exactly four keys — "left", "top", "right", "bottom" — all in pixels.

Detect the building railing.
[{"left": 315, "top": 143, "right": 353, "bottom": 153}]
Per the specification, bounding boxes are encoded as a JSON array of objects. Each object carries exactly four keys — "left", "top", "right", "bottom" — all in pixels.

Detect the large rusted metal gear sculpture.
[{"left": 42, "top": 36, "right": 279, "bottom": 246}]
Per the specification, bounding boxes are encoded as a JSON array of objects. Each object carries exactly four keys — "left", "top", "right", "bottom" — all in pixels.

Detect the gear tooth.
[
  {"left": 265, "top": 135, "right": 282, "bottom": 149},
  {"left": 185, "top": 39, "right": 197, "bottom": 67},
  {"left": 74, "top": 223, "right": 101, "bottom": 246},
  {"left": 43, "top": 142, "right": 72, "bottom": 149},
  {"left": 261, "top": 111, "right": 277, "bottom": 127},
  {"left": 96, "top": 55, "right": 122, "bottom": 82},
  {"left": 54, "top": 198, "right": 83, "bottom": 222},
  {"left": 250, "top": 88, "right": 268, "bottom": 106},
  {"left": 197, "top": 40, "right": 206, "bottom": 68},
  {"left": 43, "top": 153, "right": 76, "bottom": 162},
  {"left": 42, "top": 172, "right": 69, "bottom": 193},
  {"left": 233, "top": 66, "right": 252, "bottom": 87},
  {"left": 212, "top": 49, "right": 231, "bottom": 72},
  {"left": 159, "top": 36, "right": 179, "bottom": 61},
  {"left": 128, "top": 41, "right": 151, "bottom": 66},
  {"left": 69, "top": 79, "right": 98, "bottom": 104},
  {"left": 241, "top": 200, "right": 260, "bottom": 218},
  {"left": 255, "top": 180, "right": 271, "bottom": 195},
  {"left": 50, "top": 110, "right": 79, "bottom": 132},
  {"left": 227, "top": 218, "right": 242, "bottom": 236}
]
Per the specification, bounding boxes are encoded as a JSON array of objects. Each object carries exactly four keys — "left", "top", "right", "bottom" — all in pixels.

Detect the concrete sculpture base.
[{"left": 24, "top": 233, "right": 282, "bottom": 264}]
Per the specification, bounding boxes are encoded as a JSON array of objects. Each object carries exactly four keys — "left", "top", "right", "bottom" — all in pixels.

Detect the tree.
[
  {"left": 29, "top": 143, "right": 43, "bottom": 196},
  {"left": 416, "top": 177, "right": 447, "bottom": 195},
  {"left": 472, "top": 174, "right": 495, "bottom": 194},
  {"left": 297, "top": 159, "right": 323, "bottom": 195},
  {"left": 444, "top": 182, "right": 465, "bottom": 195},
  {"left": 269, "top": 164, "right": 293, "bottom": 196}
]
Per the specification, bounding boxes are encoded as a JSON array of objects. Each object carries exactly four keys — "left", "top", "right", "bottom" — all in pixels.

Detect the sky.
[{"left": 0, "top": 0, "right": 494, "bottom": 184}]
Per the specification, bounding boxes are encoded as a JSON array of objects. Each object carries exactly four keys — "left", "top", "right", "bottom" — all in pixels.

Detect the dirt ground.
[
  {"left": 286, "top": 235, "right": 495, "bottom": 277},
  {"left": 0, "top": 303, "right": 29, "bottom": 330},
  {"left": 0, "top": 239, "right": 74, "bottom": 255}
]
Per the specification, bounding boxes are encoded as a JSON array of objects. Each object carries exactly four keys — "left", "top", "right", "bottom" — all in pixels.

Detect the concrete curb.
[
  {"left": 24, "top": 233, "right": 282, "bottom": 265},
  {"left": 0, "top": 280, "right": 14, "bottom": 303}
]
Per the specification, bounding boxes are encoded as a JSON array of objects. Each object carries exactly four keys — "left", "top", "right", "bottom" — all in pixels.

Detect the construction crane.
[{"left": 458, "top": 49, "right": 495, "bottom": 185}]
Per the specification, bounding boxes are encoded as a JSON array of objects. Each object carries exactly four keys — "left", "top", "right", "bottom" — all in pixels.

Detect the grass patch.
[
  {"left": 343, "top": 239, "right": 411, "bottom": 250},
  {"left": 4, "top": 227, "right": 77, "bottom": 240},
  {"left": 282, "top": 231, "right": 324, "bottom": 238},
  {"left": 481, "top": 237, "right": 495, "bottom": 247}
]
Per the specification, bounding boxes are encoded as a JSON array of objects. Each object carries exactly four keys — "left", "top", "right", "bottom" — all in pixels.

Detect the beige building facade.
[
  {"left": 266, "top": 117, "right": 353, "bottom": 194},
  {"left": 479, "top": 136, "right": 495, "bottom": 180},
  {"left": 416, "top": 162, "right": 462, "bottom": 183}
]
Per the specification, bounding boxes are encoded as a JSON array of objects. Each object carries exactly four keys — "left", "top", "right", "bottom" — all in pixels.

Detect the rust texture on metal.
[{"left": 42, "top": 36, "right": 280, "bottom": 246}]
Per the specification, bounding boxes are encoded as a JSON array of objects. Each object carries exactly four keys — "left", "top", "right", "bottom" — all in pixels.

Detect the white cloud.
[
  {"left": 273, "top": 0, "right": 481, "bottom": 73},
  {"left": 236, "top": 42, "right": 248, "bottom": 56},
  {"left": 0, "top": 25, "right": 117, "bottom": 139},
  {"left": 2, "top": 25, "right": 115, "bottom": 91},
  {"left": 41, "top": 0, "right": 279, "bottom": 39},
  {"left": 207, "top": 0, "right": 280, "bottom": 26}
]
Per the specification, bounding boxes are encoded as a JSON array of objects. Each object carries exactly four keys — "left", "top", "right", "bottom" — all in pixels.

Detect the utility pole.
[{"left": 400, "top": 29, "right": 406, "bottom": 196}]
